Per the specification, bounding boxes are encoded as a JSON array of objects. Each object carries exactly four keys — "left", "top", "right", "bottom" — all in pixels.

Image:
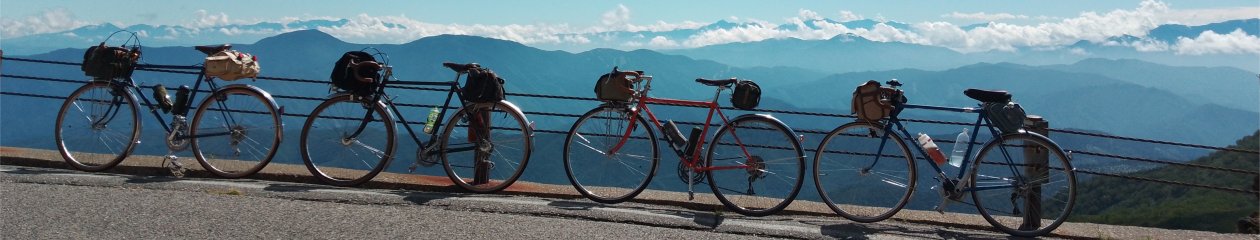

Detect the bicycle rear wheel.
[
  {"left": 55, "top": 81, "right": 140, "bottom": 172},
  {"left": 563, "top": 106, "right": 659, "bottom": 204},
  {"left": 440, "top": 101, "right": 532, "bottom": 193},
  {"left": 970, "top": 132, "right": 1075, "bottom": 237},
  {"left": 189, "top": 86, "right": 282, "bottom": 178},
  {"left": 300, "top": 95, "right": 396, "bottom": 186},
  {"left": 813, "top": 121, "right": 916, "bottom": 222},
  {"left": 706, "top": 114, "right": 804, "bottom": 217}
]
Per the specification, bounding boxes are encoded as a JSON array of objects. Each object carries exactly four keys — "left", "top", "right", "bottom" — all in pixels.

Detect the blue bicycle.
[{"left": 812, "top": 80, "right": 1076, "bottom": 237}]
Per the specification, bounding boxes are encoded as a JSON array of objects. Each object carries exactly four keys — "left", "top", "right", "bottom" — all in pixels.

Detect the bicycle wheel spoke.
[
  {"left": 812, "top": 122, "right": 915, "bottom": 222},
  {"left": 970, "top": 133, "right": 1075, "bottom": 237},
  {"left": 563, "top": 107, "right": 657, "bottom": 203},
  {"left": 707, "top": 116, "right": 804, "bottom": 216},
  {"left": 300, "top": 96, "right": 393, "bottom": 186}
]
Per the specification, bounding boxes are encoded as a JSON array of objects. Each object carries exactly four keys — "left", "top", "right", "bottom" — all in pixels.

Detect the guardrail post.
[
  {"left": 1020, "top": 115, "right": 1049, "bottom": 231},
  {"left": 472, "top": 110, "right": 491, "bottom": 185}
]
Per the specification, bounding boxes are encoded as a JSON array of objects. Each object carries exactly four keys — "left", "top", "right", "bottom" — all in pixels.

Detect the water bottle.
[
  {"left": 662, "top": 120, "right": 687, "bottom": 151},
  {"left": 423, "top": 107, "right": 440, "bottom": 134},
  {"left": 949, "top": 128, "right": 969, "bottom": 167},
  {"left": 171, "top": 85, "right": 191, "bottom": 115},
  {"left": 916, "top": 133, "right": 946, "bottom": 165}
]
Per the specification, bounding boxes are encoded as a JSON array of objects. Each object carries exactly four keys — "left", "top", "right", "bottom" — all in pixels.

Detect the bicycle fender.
[
  {"left": 322, "top": 92, "right": 396, "bottom": 121},
  {"left": 734, "top": 114, "right": 803, "bottom": 144},
  {"left": 220, "top": 84, "right": 280, "bottom": 111},
  {"left": 494, "top": 100, "right": 532, "bottom": 135}
]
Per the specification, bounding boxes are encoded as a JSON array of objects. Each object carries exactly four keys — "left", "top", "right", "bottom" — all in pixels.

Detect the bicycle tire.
[
  {"left": 299, "top": 94, "right": 396, "bottom": 187},
  {"left": 813, "top": 121, "right": 916, "bottom": 222},
  {"left": 563, "top": 106, "right": 659, "bottom": 204},
  {"left": 705, "top": 114, "right": 805, "bottom": 217},
  {"left": 189, "top": 86, "right": 282, "bottom": 178},
  {"left": 970, "top": 132, "right": 1075, "bottom": 237},
  {"left": 55, "top": 81, "right": 140, "bottom": 172},
  {"left": 439, "top": 101, "right": 532, "bottom": 193}
]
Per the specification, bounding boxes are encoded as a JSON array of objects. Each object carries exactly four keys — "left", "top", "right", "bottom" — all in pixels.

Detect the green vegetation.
[{"left": 1070, "top": 131, "right": 1259, "bottom": 233}]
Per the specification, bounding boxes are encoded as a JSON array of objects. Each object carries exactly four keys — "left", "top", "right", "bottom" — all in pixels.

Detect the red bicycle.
[{"left": 562, "top": 67, "right": 805, "bottom": 216}]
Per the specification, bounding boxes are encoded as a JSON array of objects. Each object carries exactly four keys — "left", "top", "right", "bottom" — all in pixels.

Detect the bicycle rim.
[
  {"left": 55, "top": 82, "right": 139, "bottom": 171},
  {"left": 190, "top": 87, "right": 281, "bottom": 178},
  {"left": 706, "top": 115, "right": 804, "bottom": 216},
  {"left": 300, "top": 95, "right": 395, "bottom": 186},
  {"left": 563, "top": 106, "right": 658, "bottom": 203},
  {"left": 970, "top": 133, "right": 1075, "bottom": 237},
  {"left": 440, "top": 101, "right": 532, "bottom": 193},
  {"left": 813, "top": 122, "right": 916, "bottom": 222}
]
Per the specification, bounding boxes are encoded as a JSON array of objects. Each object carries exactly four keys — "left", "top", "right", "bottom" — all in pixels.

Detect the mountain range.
[
  {"left": 2, "top": 29, "right": 1253, "bottom": 163},
  {"left": 4, "top": 17, "right": 1256, "bottom": 72}
]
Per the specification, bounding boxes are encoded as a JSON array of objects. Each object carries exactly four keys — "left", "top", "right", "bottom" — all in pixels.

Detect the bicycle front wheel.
[
  {"left": 706, "top": 114, "right": 805, "bottom": 217},
  {"left": 563, "top": 106, "right": 659, "bottom": 204},
  {"left": 300, "top": 95, "right": 396, "bottom": 186},
  {"left": 55, "top": 81, "right": 140, "bottom": 172},
  {"left": 189, "top": 86, "right": 282, "bottom": 178},
  {"left": 440, "top": 101, "right": 532, "bottom": 193},
  {"left": 970, "top": 132, "right": 1075, "bottom": 237},
  {"left": 813, "top": 121, "right": 916, "bottom": 222}
]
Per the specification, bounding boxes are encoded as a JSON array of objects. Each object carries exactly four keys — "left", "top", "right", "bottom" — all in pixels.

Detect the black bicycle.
[
  {"left": 813, "top": 80, "right": 1075, "bottom": 237},
  {"left": 299, "top": 52, "right": 532, "bottom": 193},
  {"left": 55, "top": 31, "right": 283, "bottom": 178}
]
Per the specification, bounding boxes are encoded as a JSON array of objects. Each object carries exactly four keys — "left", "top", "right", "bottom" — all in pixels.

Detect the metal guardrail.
[{"left": 2, "top": 56, "right": 1257, "bottom": 195}]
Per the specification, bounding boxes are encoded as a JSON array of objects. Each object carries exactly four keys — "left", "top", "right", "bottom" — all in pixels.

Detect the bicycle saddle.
[
  {"left": 195, "top": 44, "right": 231, "bottom": 55},
  {"left": 964, "top": 89, "right": 1011, "bottom": 103},
  {"left": 443, "top": 62, "right": 480, "bottom": 73},
  {"left": 695, "top": 78, "right": 737, "bottom": 86}
]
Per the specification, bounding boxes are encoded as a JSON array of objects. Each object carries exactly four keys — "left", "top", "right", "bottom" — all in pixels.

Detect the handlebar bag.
[
  {"left": 82, "top": 44, "right": 137, "bottom": 79},
  {"left": 205, "top": 50, "right": 260, "bottom": 81},
  {"left": 852, "top": 80, "right": 893, "bottom": 122}
]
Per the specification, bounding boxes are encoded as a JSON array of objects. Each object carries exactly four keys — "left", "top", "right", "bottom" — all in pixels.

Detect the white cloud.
[
  {"left": 1175, "top": 29, "right": 1260, "bottom": 55},
  {"left": 942, "top": 12, "right": 1030, "bottom": 21},
  {"left": 837, "top": 11, "right": 864, "bottom": 22},
  {"left": 798, "top": 9, "right": 822, "bottom": 20},
  {"left": 316, "top": 14, "right": 587, "bottom": 45},
  {"left": 1160, "top": 6, "right": 1260, "bottom": 26},
  {"left": 647, "top": 36, "right": 679, "bottom": 48},
  {"left": 602, "top": 4, "right": 631, "bottom": 26},
  {"left": 0, "top": 8, "right": 90, "bottom": 39},
  {"left": 192, "top": 10, "right": 232, "bottom": 28}
]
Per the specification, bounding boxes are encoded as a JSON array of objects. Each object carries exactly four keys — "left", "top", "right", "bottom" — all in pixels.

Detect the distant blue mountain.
[
  {"left": 1, "top": 19, "right": 349, "bottom": 55},
  {"left": 779, "top": 61, "right": 1258, "bottom": 147}
]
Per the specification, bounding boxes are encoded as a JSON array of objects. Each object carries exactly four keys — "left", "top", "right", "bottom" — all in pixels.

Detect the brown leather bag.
[{"left": 852, "top": 80, "right": 893, "bottom": 122}]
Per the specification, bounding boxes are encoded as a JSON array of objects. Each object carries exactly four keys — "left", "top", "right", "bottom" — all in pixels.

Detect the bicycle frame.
[
  {"left": 346, "top": 69, "right": 472, "bottom": 155},
  {"left": 106, "top": 65, "right": 234, "bottom": 138},
  {"left": 606, "top": 83, "right": 755, "bottom": 173},
  {"left": 872, "top": 102, "right": 1020, "bottom": 193}
]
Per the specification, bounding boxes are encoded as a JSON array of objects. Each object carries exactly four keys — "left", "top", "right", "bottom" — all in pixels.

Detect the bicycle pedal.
[{"left": 407, "top": 163, "right": 421, "bottom": 173}]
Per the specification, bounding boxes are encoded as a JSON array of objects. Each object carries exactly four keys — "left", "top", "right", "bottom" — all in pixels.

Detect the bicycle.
[
  {"left": 562, "top": 67, "right": 805, "bottom": 216},
  {"left": 812, "top": 80, "right": 1076, "bottom": 237},
  {"left": 298, "top": 52, "right": 532, "bottom": 193},
  {"left": 55, "top": 31, "right": 284, "bottom": 178}
]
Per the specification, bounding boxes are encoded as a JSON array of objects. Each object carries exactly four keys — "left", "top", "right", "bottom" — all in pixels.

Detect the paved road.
[{"left": 0, "top": 166, "right": 1023, "bottom": 239}]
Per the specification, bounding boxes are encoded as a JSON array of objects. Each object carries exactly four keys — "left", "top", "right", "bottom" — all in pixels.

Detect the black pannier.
[
  {"left": 984, "top": 101, "right": 1027, "bottom": 133},
  {"left": 82, "top": 43, "right": 138, "bottom": 79},
  {"left": 730, "top": 80, "right": 761, "bottom": 110},
  {"left": 330, "top": 51, "right": 380, "bottom": 94},
  {"left": 463, "top": 66, "right": 505, "bottom": 103}
]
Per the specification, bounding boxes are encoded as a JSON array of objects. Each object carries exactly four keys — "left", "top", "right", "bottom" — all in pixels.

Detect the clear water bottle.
[
  {"left": 423, "top": 107, "right": 440, "bottom": 134},
  {"left": 949, "top": 128, "right": 969, "bottom": 167}
]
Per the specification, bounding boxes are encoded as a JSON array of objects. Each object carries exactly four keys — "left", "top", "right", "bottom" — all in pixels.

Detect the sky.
[
  {"left": 2, "top": 1, "right": 1258, "bottom": 53},
  {"left": 2, "top": 0, "right": 1256, "bottom": 28}
]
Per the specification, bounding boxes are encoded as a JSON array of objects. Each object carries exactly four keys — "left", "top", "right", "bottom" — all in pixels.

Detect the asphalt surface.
[
  {"left": 0, "top": 165, "right": 1019, "bottom": 239},
  {"left": 2, "top": 147, "right": 1253, "bottom": 239}
]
